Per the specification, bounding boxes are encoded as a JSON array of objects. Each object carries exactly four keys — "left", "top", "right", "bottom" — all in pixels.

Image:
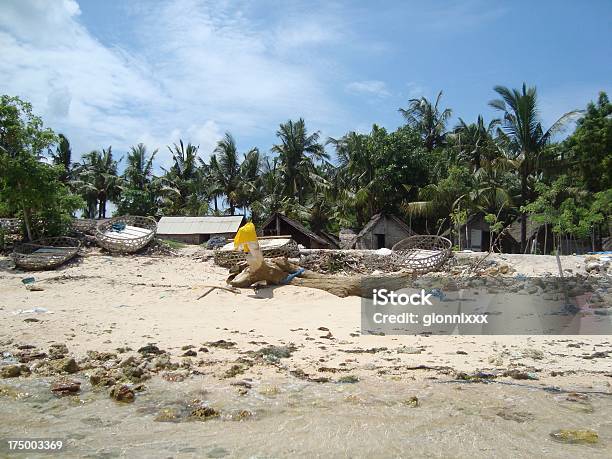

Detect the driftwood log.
[{"left": 227, "top": 257, "right": 416, "bottom": 298}]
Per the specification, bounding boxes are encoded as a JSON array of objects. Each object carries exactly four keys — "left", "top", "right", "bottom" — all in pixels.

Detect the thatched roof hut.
[
  {"left": 350, "top": 214, "right": 416, "bottom": 250},
  {"left": 261, "top": 213, "right": 332, "bottom": 249}
]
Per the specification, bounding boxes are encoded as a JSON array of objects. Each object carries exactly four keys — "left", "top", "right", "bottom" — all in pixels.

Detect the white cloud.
[
  {"left": 0, "top": 0, "right": 347, "bottom": 169},
  {"left": 346, "top": 80, "right": 390, "bottom": 98}
]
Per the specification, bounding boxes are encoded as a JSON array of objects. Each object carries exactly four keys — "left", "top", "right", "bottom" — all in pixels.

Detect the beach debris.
[
  {"left": 12, "top": 307, "right": 52, "bottom": 315},
  {"left": 222, "top": 364, "right": 245, "bottom": 378},
  {"left": 256, "top": 344, "right": 296, "bottom": 360},
  {"left": 402, "top": 396, "right": 419, "bottom": 407},
  {"left": 503, "top": 369, "right": 539, "bottom": 380},
  {"left": 585, "top": 261, "right": 602, "bottom": 273},
  {"left": 50, "top": 357, "right": 79, "bottom": 374},
  {"left": 89, "top": 368, "right": 116, "bottom": 387},
  {"left": 230, "top": 380, "right": 252, "bottom": 389},
  {"left": 204, "top": 340, "right": 236, "bottom": 349},
  {"left": 337, "top": 375, "right": 360, "bottom": 384},
  {"left": 138, "top": 344, "right": 164, "bottom": 356},
  {"left": 109, "top": 384, "right": 135, "bottom": 403},
  {"left": 189, "top": 402, "right": 221, "bottom": 420},
  {"left": 521, "top": 348, "right": 544, "bottom": 360},
  {"left": 182, "top": 350, "right": 197, "bottom": 357},
  {"left": 16, "top": 350, "right": 46, "bottom": 363},
  {"left": 1, "top": 364, "right": 30, "bottom": 378},
  {"left": 550, "top": 429, "right": 599, "bottom": 444},
  {"left": 21, "top": 277, "right": 36, "bottom": 285},
  {"left": 51, "top": 378, "right": 81, "bottom": 396},
  {"left": 49, "top": 343, "right": 68, "bottom": 359},
  {"left": 197, "top": 284, "right": 241, "bottom": 300},
  {"left": 206, "top": 446, "right": 229, "bottom": 458},
  {"left": 225, "top": 409, "right": 254, "bottom": 421},
  {"left": 397, "top": 346, "right": 422, "bottom": 354},
  {"left": 155, "top": 407, "right": 182, "bottom": 423}
]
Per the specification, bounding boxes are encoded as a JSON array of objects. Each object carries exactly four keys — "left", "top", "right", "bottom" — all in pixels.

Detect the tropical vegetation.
[{"left": 0, "top": 85, "right": 610, "bottom": 254}]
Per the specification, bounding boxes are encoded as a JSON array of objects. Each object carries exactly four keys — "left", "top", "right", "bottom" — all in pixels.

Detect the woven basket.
[
  {"left": 214, "top": 238, "right": 299, "bottom": 268},
  {"left": 391, "top": 235, "right": 452, "bottom": 274},
  {"left": 71, "top": 219, "right": 101, "bottom": 235},
  {"left": 95, "top": 215, "right": 157, "bottom": 253},
  {"left": 11, "top": 236, "right": 81, "bottom": 270}
]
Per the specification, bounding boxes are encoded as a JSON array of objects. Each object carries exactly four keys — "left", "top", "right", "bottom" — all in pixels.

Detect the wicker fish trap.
[
  {"left": 214, "top": 238, "right": 300, "bottom": 268},
  {"left": 391, "top": 235, "right": 452, "bottom": 274}
]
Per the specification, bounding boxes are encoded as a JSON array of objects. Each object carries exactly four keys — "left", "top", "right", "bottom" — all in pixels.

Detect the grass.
[{"left": 163, "top": 239, "right": 187, "bottom": 249}]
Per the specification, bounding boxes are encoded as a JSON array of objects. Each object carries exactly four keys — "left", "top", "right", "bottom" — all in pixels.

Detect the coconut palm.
[
  {"left": 209, "top": 133, "right": 242, "bottom": 215},
  {"left": 116, "top": 143, "right": 160, "bottom": 216},
  {"left": 124, "top": 143, "right": 157, "bottom": 189},
  {"left": 399, "top": 91, "right": 452, "bottom": 151},
  {"left": 236, "top": 147, "right": 261, "bottom": 216},
  {"left": 489, "top": 83, "right": 581, "bottom": 250},
  {"left": 272, "top": 118, "right": 328, "bottom": 204},
  {"left": 451, "top": 116, "right": 501, "bottom": 171},
  {"left": 160, "top": 140, "right": 202, "bottom": 215},
  {"left": 74, "top": 147, "right": 122, "bottom": 218}
]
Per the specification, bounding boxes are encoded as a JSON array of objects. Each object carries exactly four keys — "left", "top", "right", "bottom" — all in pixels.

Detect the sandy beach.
[
  {"left": 1, "top": 248, "right": 612, "bottom": 457},
  {"left": 2, "top": 249, "right": 611, "bottom": 385}
]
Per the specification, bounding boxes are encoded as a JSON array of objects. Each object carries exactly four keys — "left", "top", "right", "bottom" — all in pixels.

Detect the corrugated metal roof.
[{"left": 157, "top": 216, "right": 244, "bottom": 235}]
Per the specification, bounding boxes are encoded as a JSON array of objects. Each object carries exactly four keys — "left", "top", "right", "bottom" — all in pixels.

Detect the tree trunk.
[
  {"left": 21, "top": 201, "right": 33, "bottom": 241},
  {"left": 520, "top": 172, "right": 528, "bottom": 252},
  {"left": 227, "top": 257, "right": 415, "bottom": 298},
  {"left": 17, "top": 183, "right": 33, "bottom": 241}
]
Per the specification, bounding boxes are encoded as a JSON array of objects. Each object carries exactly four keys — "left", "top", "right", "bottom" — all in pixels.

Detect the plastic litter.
[
  {"left": 233, "top": 222, "right": 257, "bottom": 253},
  {"left": 21, "top": 277, "right": 35, "bottom": 285},
  {"left": 281, "top": 268, "right": 306, "bottom": 285},
  {"left": 12, "top": 307, "right": 52, "bottom": 315}
]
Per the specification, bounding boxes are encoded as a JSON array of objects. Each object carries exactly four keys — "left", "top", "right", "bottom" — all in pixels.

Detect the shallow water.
[{"left": 1, "top": 376, "right": 611, "bottom": 458}]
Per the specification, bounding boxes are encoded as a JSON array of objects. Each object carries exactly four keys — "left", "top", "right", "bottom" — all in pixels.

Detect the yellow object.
[{"left": 234, "top": 222, "right": 257, "bottom": 253}]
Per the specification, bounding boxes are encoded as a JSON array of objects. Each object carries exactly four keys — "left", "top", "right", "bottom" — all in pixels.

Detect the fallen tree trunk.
[{"left": 227, "top": 257, "right": 416, "bottom": 298}]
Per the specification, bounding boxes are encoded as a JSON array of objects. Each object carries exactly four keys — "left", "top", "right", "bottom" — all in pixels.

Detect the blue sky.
[{"left": 1, "top": 0, "right": 610, "bottom": 171}]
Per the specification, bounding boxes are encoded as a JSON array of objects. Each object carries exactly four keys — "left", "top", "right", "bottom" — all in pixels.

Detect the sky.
[{"left": 1, "top": 0, "right": 610, "bottom": 172}]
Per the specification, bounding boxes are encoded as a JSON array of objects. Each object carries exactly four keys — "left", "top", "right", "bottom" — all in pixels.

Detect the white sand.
[{"left": 1, "top": 248, "right": 610, "bottom": 389}]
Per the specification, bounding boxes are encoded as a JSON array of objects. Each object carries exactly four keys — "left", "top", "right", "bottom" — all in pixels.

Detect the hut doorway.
[{"left": 375, "top": 233, "right": 386, "bottom": 249}]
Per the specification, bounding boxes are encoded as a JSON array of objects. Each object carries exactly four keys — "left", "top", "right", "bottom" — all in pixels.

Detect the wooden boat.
[
  {"left": 11, "top": 236, "right": 81, "bottom": 270},
  {"left": 391, "top": 235, "right": 452, "bottom": 273},
  {"left": 95, "top": 216, "right": 157, "bottom": 253}
]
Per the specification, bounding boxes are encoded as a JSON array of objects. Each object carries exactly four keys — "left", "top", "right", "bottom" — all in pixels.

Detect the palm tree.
[
  {"left": 204, "top": 156, "right": 223, "bottom": 214},
  {"left": 328, "top": 130, "right": 377, "bottom": 225},
  {"left": 272, "top": 118, "right": 328, "bottom": 204},
  {"left": 451, "top": 116, "right": 500, "bottom": 171},
  {"left": 51, "top": 133, "right": 72, "bottom": 183},
  {"left": 74, "top": 147, "right": 122, "bottom": 218},
  {"left": 160, "top": 140, "right": 202, "bottom": 215},
  {"left": 115, "top": 143, "right": 160, "bottom": 216},
  {"left": 489, "top": 83, "right": 580, "bottom": 250},
  {"left": 399, "top": 91, "right": 452, "bottom": 151},
  {"left": 237, "top": 147, "right": 261, "bottom": 216},
  {"left": 124, "top": 143, "right": 157, "bottom": 189},
  {"left": 209, "top": 133, "right": 245, "bottom": 215}
]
